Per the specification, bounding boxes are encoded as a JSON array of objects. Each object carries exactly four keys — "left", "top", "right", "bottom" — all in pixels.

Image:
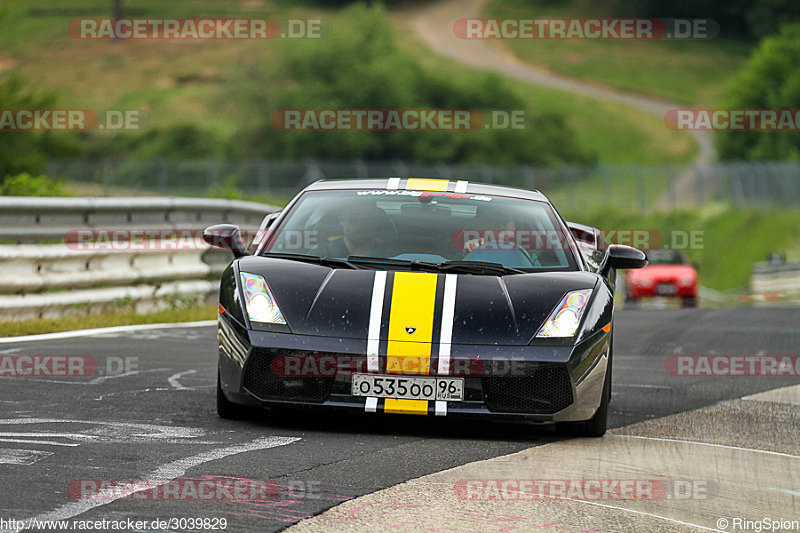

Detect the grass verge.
[{"left": 484, "top": 0, "right": 752, "bottom": 106}]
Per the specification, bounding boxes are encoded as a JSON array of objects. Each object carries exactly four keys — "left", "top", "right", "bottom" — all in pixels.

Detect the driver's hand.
[{"left": 464, "top": 237, "right": 484, "bottom": 252}]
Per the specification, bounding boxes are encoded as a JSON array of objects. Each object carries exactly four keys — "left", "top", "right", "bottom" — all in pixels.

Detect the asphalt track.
[{"left": 0, "top": 307, "right": 798, "bottom": 532}]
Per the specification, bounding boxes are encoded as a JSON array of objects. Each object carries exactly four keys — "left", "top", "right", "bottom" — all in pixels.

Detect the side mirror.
[
  {"left": 202, "top": 224, "right": 250, "bottom": 258},
  {"left": 599, "top": 244, "right": 647, "bottom": 276}
]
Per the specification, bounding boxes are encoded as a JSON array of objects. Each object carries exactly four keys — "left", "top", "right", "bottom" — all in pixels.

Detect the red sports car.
[{"left": 625, "top": 250, "right": 698, "bottom": 307}]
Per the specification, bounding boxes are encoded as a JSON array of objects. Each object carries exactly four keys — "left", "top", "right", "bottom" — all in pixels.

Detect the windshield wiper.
[
  {"left": 437, "top": 260, "right": 525, "bottom": 276},
  {"left": 262, "top": 252, "right": 359, "bottom": 270},
  {"left": 347, "top": 255, "right": 440, "bottom": 272},
  {"left": 348, "top": 256, "right": 524, "bottom": 276}
]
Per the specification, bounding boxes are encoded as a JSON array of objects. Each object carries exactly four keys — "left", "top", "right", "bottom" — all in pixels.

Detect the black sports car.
[{"left": 204, "top": 178, "right": 647, "bottom": 437}]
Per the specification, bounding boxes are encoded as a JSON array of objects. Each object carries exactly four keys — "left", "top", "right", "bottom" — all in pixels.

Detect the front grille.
[
  {"left": 481, "top": 364, "right": 573, "bottom": 414},
  {"left": 242, "top": 349, "right": 333, "bottom": 402}
]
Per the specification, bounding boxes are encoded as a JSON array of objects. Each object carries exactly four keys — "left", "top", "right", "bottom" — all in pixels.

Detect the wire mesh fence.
[{"left": 47, "top": 159, "right": 800, "bottom": 211}]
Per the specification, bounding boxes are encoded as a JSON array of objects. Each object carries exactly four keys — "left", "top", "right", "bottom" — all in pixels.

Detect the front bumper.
[{"left": 218, "top": 317, "right": 610, "bottom": 423}]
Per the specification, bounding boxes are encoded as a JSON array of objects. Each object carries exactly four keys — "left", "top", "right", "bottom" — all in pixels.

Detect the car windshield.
[
  {"left": 646, "top": 250, "right": 688, "bottom": 265},
  {"left": 259, "top": 189, "right": 579, "bottom": 272}
]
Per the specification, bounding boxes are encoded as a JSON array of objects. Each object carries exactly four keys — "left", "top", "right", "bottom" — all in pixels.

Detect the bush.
[
  {"left": 0, "top": 173, "right": 66, "bottom": 196},
  {"left": 0, "top": 76, "right": 84, "bottom": 179},
  {"left": 616, "top": 0, "right": 800, "bottom": 39},
  {"left": 89, "top": 124, "right": 221, "bottom": 160},
  {"left": 228, "top": 4, "right": 594, "bottom": 166},
  {"left": 717, "top": 24, "right": 800, "bottom": 161},
  {"left": 206, "top": 175, "right": 243, "bottom": 200}
]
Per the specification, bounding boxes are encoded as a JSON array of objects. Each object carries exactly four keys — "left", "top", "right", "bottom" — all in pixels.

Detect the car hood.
[{"left": 237, "top": 256, "right": 599, "bottom": 346}]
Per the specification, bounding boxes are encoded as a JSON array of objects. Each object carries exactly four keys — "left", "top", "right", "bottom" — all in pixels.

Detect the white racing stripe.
[
  {"left": 453, "top": 180, "right": 469, "bottom": 193},
  {"left": 364, "top": 271, "right": 387, "bottom": 412},
  {"left": 437, "top": 274, "right": 458, "bottom": 376},
  {"left": 1, "top": 436, "right": 299, "bottom": 533},
  {"left": 436, "top": 274, "right": 458, "bottom": 417},
  {"left": 367, "top": 271, "right": 387, "bottom": 373},
  {"left": 365, "top": 397, "right": 378, "bottom": 413},
  {"left": 386, "top": 177, "right": 401, "bottom": 190}
]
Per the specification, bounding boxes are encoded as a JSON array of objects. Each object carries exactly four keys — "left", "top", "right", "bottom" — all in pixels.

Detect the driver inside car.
[
  {"left": 463, "top": 205, "right": 516, "bottom": 252},
  {"left": 315, "top": 199, "right": 388, "bottom": 258},
  {"left": 462, "top": 205, "right": 542, "bottom": 267}
]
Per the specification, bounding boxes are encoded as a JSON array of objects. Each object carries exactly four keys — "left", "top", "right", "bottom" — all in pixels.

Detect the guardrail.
[
  {"left": 751, "top": 261, "right": 800, "bottom": 296},
  {"left": 0, "top": 196, "right": 279, "bottom": 321},
  {"left": 0, "top": 196, "right": 275, "bottom": 243}
]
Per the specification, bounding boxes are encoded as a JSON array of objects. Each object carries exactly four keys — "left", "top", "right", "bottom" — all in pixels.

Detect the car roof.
[{"left": 302, "top": 178, "right": 550, "bottom": 203}]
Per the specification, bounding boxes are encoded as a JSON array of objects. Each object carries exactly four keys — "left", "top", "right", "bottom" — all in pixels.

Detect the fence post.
[
  {"left": 304, "top": 159, "right": 324, "bottom": 183},
  {"left": 355, "top": 160, "right": 368, "bottom": 179},
  {"left": 392, "top": 160, "right": 408, "bottom": 178},
  {"left": 102, "top": 160, "right": 112, "bottom": 197},
  {"left": 481, "top": 165, "right": 493, "bottom": 183},
  {"left": 633, "top": 165, "right": 645, "bottom": 213},
  {"left": 257, "top": 161, "right": 270, "bottom": 194},
  {"left": 158, "top": 160, "right": 168, "bottom": 193},
  {"left": 695, "top": 166, "right": 705, "bottom": 206},
  {"left": 523, "top": 165, "right": 535, "bottom": 190}
]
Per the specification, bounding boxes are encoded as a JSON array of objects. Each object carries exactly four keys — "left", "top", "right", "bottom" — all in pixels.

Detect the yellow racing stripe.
[
  {"left": 384, "top": 398, "right": 429, "bottom": 415},
  {"left": 386, "top": 272, "right": 438, "bottom": 375},
  {"left": 405, "top": 178, "right": 449, "bottom": 191},
  {"left": 384, "top": 271, "right": 438, "bottom": 415}
]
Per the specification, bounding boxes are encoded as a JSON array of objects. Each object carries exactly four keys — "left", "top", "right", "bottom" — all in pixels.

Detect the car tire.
[
  {"left": 557, "top": 359, "right": 609, "bottom": 438},
  {"left": 217, "top": 370, "right": 246, "bottom": 419},
  {"left": 681, "top": 298, "right": 697, "bottom": 308}
]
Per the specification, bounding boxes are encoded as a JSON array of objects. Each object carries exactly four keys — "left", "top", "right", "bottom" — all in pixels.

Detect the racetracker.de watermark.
[
  {"left": 269, "top": 355, "right": 599, "bottom": 378},
  {"left": 0, "top": 110, "right": 140, "bottom": 131},
  {"left": 453, "top": 478, "right": 713, "bottom": 501},
  {"left": 666, "top": 109, "right": 800, "bottom": 131},
  {"left": 454, "top": 18, "right": 718, "bottom": 40},
  {"left": 64, "top": 228, "right": 267, "bottom": 251},
  {"left": 664, "top": 355, "right": 800, "bottom": 377},
  {"left": 271, "top": 109, "right": 526, "bottom": 131},
  {"left": 68, "top": 18, "right": 321, "bottom": 39},
  {"left": 451, "top": 229, "right": 704, "bottom": 252},
  {"left": 0, "top": 356, "right": 137, "bottom": 378},
  {"left": 68, "top": 477, "right": 322, "bottom": 502}
]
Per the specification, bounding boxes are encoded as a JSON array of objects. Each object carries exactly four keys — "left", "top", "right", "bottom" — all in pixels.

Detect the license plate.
[
  {"left": 351, "top": 373, "right": 464, "bottom": 402},
  {"left": 657, "top": 283, "right": 677, "bottom": 295}
]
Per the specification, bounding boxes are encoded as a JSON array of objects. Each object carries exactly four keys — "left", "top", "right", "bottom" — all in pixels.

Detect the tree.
[{"left": 717, "top": 24, "right": 800, "bottom": 161}]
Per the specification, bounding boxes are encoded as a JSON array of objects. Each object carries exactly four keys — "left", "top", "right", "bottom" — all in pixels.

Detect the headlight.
[
  {"left": 633, "top": 277, "right": 652, "bottom": 287},
  {"left": 536, "top": 289, "right": 592, "bottom": 338},
  {"left": 679, "top": 276, "right": 695, "bottom": 287},
  {"left": 240, "top": 272, "right": 286, "bottom": 324}
]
